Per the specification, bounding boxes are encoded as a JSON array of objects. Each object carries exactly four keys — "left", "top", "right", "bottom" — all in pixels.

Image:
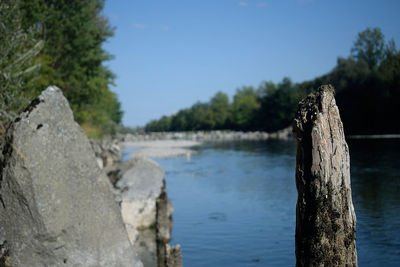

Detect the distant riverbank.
[
  {"left": 121, "top": 140, "right": 201, "bottom": 159},
  {"left": 119, "top": 126, "right": 293, "bottom": 143},
  {"left": 347, "top": 134, "right": 400, "bottom": 139},
  {"left": 118, "top": 127, "right": 293, "bottom": 159},
  {"left": 117, "top": 128, "right": 400, "bottom": 160}
]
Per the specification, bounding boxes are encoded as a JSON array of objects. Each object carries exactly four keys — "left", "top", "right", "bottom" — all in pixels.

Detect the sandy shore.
[{"left": 120, "top": 140, "right": 202, "bottom": 159}]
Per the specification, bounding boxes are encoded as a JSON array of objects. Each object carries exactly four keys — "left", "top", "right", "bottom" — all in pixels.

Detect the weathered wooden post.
[{"left": 293, "top": 85, "right": 357, "bottom": 266}]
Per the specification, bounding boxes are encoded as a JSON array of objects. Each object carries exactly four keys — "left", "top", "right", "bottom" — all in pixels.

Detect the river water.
[{"left": 154, "top": 139, "right": 400, "bottom": 266}]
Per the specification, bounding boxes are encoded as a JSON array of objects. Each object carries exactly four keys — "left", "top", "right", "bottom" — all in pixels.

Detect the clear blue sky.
[{"left": 103, "top": 0, "right": 400, "bottom": 127}]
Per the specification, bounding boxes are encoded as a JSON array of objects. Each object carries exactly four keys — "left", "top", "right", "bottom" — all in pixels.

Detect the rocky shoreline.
[
  {"left": 110, "top": 127, "right": 293, "bottom": 160},
  {"left": 102, "top": 156, "right": 179, "bottom": 267},
  {"left": 119, "top": 126, "right": 293, "bottom": 143},
  {"left": 88, "top": 126, "right": 184, "bottom": 266},
  {"left": 347, "top": 134, "right": 400, "bottom": 139},
  {"left": 120, "top": 140, "right": 200, "bottom": 159},
  {"left": 0, "top": 87, "right": 181, "bottom": 267}
]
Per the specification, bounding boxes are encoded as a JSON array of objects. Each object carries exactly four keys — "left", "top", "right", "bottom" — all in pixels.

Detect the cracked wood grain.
[{"left": 293, "top": 85, "right": 357, "bottom": 267}]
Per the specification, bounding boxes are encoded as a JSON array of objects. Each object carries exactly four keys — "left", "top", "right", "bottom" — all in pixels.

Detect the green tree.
[
  {"left": 257, "top": 78, "right": 299, "bottom": 131},
  {"left": 0, "top": 0, "right": 43, "bottom": 124},
  {"left": 20, "top": 0, "right": 122, "bottom": 137},
  {"left": 145, "top": 119, "right": 160, "bottom": 132},
  {"left": 157, "top": 116, "right": 172, "bottom": 131},
  {"left": 210, "top": 91, "right": 231, "bottom": 129},
  {"left": 145, "top": 27, "right": 400, "bottom": 135},
  {"left": 189, "top": 102, "right": 215, "bottom": 130},
  {"left": 170, "top": 110, "right": 188, "bottom": 131},
  {"left": 324, "top": 57, "right": 370, "bottom": 93},
  {"left": 145, "top": 116, "right": 171, "bottom": 132},
  {"left": 351, "top": 27, "right": 385, "bottom": 69},
  {"left": 256, "top": 81, "right": 277, "bottom": 99},
  {"left": 232, "top": 86, "right": 260, "bottom": 130}
]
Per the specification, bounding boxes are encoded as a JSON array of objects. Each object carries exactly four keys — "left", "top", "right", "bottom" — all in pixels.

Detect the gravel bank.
[{"left": 121, "top": 140, "right": 201, "bottom": 159}]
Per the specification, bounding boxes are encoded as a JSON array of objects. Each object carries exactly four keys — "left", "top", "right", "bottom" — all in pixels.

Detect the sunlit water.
[{"left": 150, "top": 139, "right": 400, "bottom": 266}]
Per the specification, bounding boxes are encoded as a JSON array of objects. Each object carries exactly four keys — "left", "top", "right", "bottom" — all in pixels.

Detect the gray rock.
[
  {"left": 156, "top": 188, "right": 173, "bottom": 243},
  {"left": 0, "top": 237, "right": 4, "bottom": 261},
  {"left": 156, "top": 188, "right": 175, "bottom": 267},
  {"left": 0, "top": 86, "right": 142, "bottom": 267},
  {"left": 0, "top": 162, "right": 7, "bottom": 266},
  {"left": 0, "top": 240, "right": 11, "bottom": 267},
  {"left": 117, "top": 157, "right": 167, "bottom": 229},
  {"left": 114, "top": 157, "right": 177, "bottom": 266},
  {"left": 0, "top": 214, "right": 5, "bottom": 245},
  {"left": 293, "top": 85, "right": 357, "bottom": 266},
  {"left": 104, "top": 157, "right": 144, "bottom": 187},
  {"left": 90, "top": 138, "right": 121, "bottom": 169},
  {"left": 134, "top": 228, "right": 157, "bottom": 267},
  {"left": 166, "top": 244, "right": 182, "bottom": 267}
]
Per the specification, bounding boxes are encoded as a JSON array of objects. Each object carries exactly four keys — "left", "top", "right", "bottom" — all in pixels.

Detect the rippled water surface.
[{"left": 154, "top": 139, "right": 400, "bottom": 266}]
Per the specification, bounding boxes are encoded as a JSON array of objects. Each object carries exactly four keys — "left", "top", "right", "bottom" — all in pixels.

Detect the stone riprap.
[
  {"left": 166, "top": 244, "right": 182, "bottom": 267},
  {"left": 118, "top": 126, "right": 293, "bottom": 143},
  {"left": 156, "top": 187, "right": 174, "bottom": 267},
  {"left": 90, "top": 137, "right": 121, "bottom": 169},
  {"left": 293, "top": 85, "right": 357, "bottom": 266},
  {"left": 121, "top": 140, "right": 200, "bottom": 159},
  {"left": 0, "top": 86, "right": 142, "bottom": 267},
  {"left": 133, "top": 228, "right": 157, "bottom": 267},
  {"left": 115, "top": 157, "right": 174, "bottom": 246},
  {"left": 104, "top": 155, "right": 145, "bottom": 187},
  {"left": 116, "top": 157, "right": 170, "bottom": 230},
  {"left": 112, "top": 156, "right": 177, "bottom": 267}
]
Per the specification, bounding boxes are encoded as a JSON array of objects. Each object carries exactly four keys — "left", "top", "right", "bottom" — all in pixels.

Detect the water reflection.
[
  {"left": 349, "top": 139, "right": 400, "bottom": 266},
  {"left": 202, "top": 139, "right": 296, "bottom": 156},
  {"left": 158, "top": 140, "right": 297, "bottom": 266},
  {"left": 157, "top": 139, "right": 400, "bottom": 266}
]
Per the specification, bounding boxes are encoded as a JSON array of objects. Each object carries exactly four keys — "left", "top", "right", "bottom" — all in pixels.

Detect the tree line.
[
  {"left": 0, "top": 0, "right": 121, "bottom": 138},
  {"left": 145, "top": 28, "right": 400, "bottom": 135}
]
